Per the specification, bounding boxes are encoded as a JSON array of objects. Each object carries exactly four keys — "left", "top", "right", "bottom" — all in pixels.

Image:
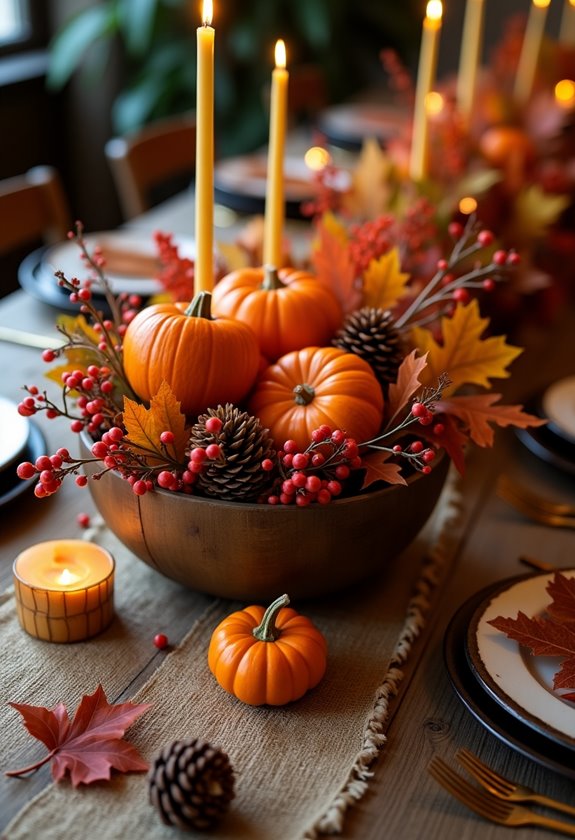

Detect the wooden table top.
[{"left": 1, "top": 194, "right": 574, "bottom": 837}]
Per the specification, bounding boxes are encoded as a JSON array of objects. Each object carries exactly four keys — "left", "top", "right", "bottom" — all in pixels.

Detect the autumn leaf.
[
  {"left": 6, "top": 685, "right": 151, "bottom": 786},
  {"left": 123, "top": 380, "right": 189, "bottom": 463},
  {"left": 488, "top": 572, "right": 575, "bottom": 692},
  {"left": 386, "top": 350, "right": 429, "bottom": 422},
  {"left": 312, "top": 213, "right": 362, "bottom": 314},
  {"left": 420, "top": 414, "right": 468, "bottom": 475},
  {"left": 511, "top": 185, "right": 570, "bottom": 244},
  {"left": 436, "top": 393, "right": 546, "bottom": 447},
  {"left": 412, "top": 299, "right": 522, "bottom": 394},
  {"left": 361, "top": 451, "right": 407, "bottom": 489},
  {"left": 343, "top": 137, "right": 395, "bottom": 220},
  {"left": 362, "top": 248, "right": 410, "bottom": 311},
  {"left": 44, "top": 315, "right": 102, "bottom": 388}
]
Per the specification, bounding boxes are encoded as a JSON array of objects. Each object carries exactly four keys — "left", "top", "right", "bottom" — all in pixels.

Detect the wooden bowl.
[{"left": 80, "top": 432, "right": 449, "bottom": 601}]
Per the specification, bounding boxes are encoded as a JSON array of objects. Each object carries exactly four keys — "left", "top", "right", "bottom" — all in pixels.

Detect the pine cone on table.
[
  {"left": 189, "top": 403, "right": 275, "bottom": 502},
  {"left": 148, "top": 737, "right": 235, "bottom": 831},
  {"left": 333, "top": 306, "right": 404, "bottom": 388}
]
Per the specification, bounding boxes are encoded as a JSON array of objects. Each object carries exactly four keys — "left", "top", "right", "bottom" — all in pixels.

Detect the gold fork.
[
  {"left": 456, "top": 748, "right": 575, "bottom": 818},
  {"left": 428, "top": 756, "right": 575, "bottom": 835},
  {"left": 497, "top": 477, "right": 575, "bottom": 530}
]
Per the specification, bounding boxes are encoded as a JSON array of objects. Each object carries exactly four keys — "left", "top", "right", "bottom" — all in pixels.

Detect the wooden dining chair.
[
  {"left": 0, "top": 166, "right": 71, "bottom": 256},
  {"left": 105, "top": 113, "right": 196, "bottom": 220}
]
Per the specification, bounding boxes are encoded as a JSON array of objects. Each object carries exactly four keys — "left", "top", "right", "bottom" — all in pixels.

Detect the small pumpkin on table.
[{"left": 208, "top": 594, "right": 328, "bottom": 706}]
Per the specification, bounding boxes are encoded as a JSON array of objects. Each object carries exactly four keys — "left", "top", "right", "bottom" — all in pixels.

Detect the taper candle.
[
  {"left": 13, "top": 540, "right": 115, "bottom": 643},
  {"left": 263, "top": 39, "right": 289, "bottom": 268},
  {"left": 409, "top": 1, "right": 443, "bottom": 182},
  {"left": 456, "top": 0, "right": 485, "bottom": 123},
  {"left": 514, "top": 0, "right": 551, "bottom": 106},
  {"left": 195, "top": 0, "right": 215, "bottom": 293},
  {"left": 560, "top": 0, "right": 575, "bottom": 46}
]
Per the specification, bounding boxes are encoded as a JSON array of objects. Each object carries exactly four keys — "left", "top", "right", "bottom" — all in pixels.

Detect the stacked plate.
[
  {"left": 0, "top": 397, "right": 45, "bottom": 507},
  {"left": 444, "top": 570, "right": 575, "bottom": 778},
  {"left": 515, "top": 376, "right": 575, "bottom": 476},
  {"left": 18, "top": 231, "right": 195, "bottom": 312}
]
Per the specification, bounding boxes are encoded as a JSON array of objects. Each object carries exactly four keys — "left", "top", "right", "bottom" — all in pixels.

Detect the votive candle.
[{"left": 13, "top": 540, "right": 115, "bottom": 643}]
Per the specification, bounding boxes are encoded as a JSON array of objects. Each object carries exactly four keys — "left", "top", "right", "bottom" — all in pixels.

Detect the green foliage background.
[{"left": 49, "top": 0, "right": 420, "bottom": 156}]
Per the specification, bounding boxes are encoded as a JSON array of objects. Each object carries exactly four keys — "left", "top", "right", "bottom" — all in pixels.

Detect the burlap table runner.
[{"left": 2, "top": 471, "right": 462, "bottom": 839}]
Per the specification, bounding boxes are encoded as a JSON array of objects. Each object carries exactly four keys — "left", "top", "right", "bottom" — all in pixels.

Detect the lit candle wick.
[
  {"left": 202, "top": 0, "right": 213, "bottom": 26},
  {"left": 57, "top": 568, "right": 81, "bottom": 586}
]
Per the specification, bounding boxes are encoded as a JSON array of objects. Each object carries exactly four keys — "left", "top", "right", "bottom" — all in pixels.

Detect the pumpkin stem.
[
  {"left": 262, "top": 265, "right": 286, "bottom": 291},
  {"left": 293, "top": 383, "right": 315, "bottom": 405},
  {"left": 185, "top": 291, "right": 213, "bottom": 319},
  {"left": 252, "top": 594, "right": 290, "bottom": 642}
]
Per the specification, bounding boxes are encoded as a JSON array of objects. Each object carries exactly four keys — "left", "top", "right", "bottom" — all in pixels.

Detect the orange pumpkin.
[
  {"left": 248, "top": 346, "right": 384, "bottom": 450},
  {"left": 211, "top": 265, "right": 342, "bottom": 360},
  {"left": 123, "top": 292, "right": 260, "bottom": 417},
  {"left": 208, "top": 594, "right": 327, "bottom": 706}
]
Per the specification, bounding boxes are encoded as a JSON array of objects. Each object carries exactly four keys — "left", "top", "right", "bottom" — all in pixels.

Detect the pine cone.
[
  {"left": 148, "top": 738, "right": 235, "bottom": 831},
  {"left": 333, "top": 307, "right": 404, "bottom": 387},
  {"left": 189, "top": 404, "right": 275, "bottom": 502}
]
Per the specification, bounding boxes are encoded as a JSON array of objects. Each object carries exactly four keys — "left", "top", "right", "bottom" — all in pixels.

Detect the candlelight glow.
[
  {"left": 425, "top": 91, "right": 444, "bottom": 115},
  {"left": 275, "top": 39, "right": 286, "bottom": 69},
  {"left": 533, "top": 0, "right": 550, "bottom": 7},
  {"left": 202, "top": 0, "right": 213, "bottom": 26},
  {"left": 459, "top": 196, "right": 478, "bottom": 215},
  {"left": 426, "top": 1, "right": 443, "bottom": 22},
  {"left": 555, "top": 79, "right": 575, "bottom": 106},
  {"left": 304, "top": 146, "right": 331, "bottom": 171},
  {"left": 57, "top": 568, "right": 82, "bottom": 586}
]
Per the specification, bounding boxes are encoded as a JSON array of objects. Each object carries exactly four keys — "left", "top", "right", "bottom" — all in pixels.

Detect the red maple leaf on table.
[
  {"left": 488, "top": 571, "right": 575, "bottom": 700},
  {"left": 6, "top": 684, "right": 151, "bottom": 786}
]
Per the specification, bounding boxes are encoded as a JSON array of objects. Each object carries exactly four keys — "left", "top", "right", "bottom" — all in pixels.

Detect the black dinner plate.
[
  {"left": 514, "top": 395, "right": 575, "bottom": 476},
  {"left": 0, "top": 420, "right": 46, "bottom": 508},
  {"left": 444, "top": 578, "right": 575, "bottom": 780}
]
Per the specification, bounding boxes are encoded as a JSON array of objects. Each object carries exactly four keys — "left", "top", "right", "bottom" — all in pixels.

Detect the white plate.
[
  {"left": 40, "top": 231, "right": 196, "bottom": 296},
  {"left": 468, "top": 571, "right": 575, "bottom": 750},
  {"left": 543, "top": 376, "right": 575, "bottom": 445},
  {"left": 0, "top": 397, "right": 30, "bottom": 473}
]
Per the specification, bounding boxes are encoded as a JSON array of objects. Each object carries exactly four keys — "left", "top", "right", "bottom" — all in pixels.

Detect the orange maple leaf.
[
  {"left": 362, "top": 247, "right": 410, "bottom": 311},
  {"left": 411, "top": 299, "right": 522, "bottom": 395},
  {"left": 361, "top": 451, "right": 407, "bottom": 489},
  {"left": 312, "top": 214, "right": 362, "bottom": 314},
  {"left": 123, "top": 380, "right": 189, "bottom": 463},
  {"left": 436, "top": 393, "right": 546, "bottom": 447},
  {"left": 386, "top": 350, "right": 428, "bottom": 424}
]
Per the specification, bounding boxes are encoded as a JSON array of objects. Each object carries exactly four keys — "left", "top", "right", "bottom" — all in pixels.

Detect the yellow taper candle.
[
  {"left": 514, "top": 0, "right": 551, "bottom": 106},
  {"left": 456, "top": 0, "right": 485, "bottom": 123},
  {"left": 560, "top": 0, "right": 575, "bottom": 46},
  {"left": 409, "top": 1, "right": 443, "bottom": 182},
  {"left": 263, "top": 39, "right": 289, "bottom": 268},
  {"left": 195, "top": 0, "right": 215, "bottom": 293}
]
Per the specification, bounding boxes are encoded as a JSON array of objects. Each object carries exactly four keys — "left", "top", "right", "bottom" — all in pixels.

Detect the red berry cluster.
[
  {"left": 300, "top": 162, "right": 346, "bottom": 220},
  {"left": 154, "top": 231, "right": 195, "bottom": 302},
  {"left": 348, "top": 215, "right": 396, "bottom": 276},
  {"left": 18, "top": 363, "right": 120, "bottom": 437},
  {"left": 262, "top": 425, "right": 362, "bottom": 506}
]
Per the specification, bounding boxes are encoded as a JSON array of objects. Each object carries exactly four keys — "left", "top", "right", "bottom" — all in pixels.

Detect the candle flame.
[
  {"left": 555, "top": 79, "right": 575, "bottom": 107},
  {"left": 275, "top": 39, "right": 287, "bottom": 69},
  {"left": 459, "top": 196, "right": 478, "bottom": 215},
  {"left": 57, "top": 568, "right": 81, "bottom": 586},
  {"left": 533, "top": 0, "right": 550, "bottom": 7},
  {"left": 202, "top": 0, "right": 213, "bottom": 26},
  {"left": 570, "top": 0, "right": 575, "bottom": 7},
  {"left": 426, "top": 1, "right": 443, "bottom": 22}
]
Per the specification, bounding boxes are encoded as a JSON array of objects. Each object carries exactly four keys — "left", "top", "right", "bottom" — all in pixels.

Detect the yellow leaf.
[
  {"left": 412, "top": 299, "right": 522, "bottom": 394},
  {"left": 320, "top": 210, "right": 349, "bottom": 245},
  {"left": 512, "top": 185, "right": 570, "bottom": 243},
  {"left": 56, "top": 314, "right": 100, "bottom": 345},
  {"left": 362, "top": 248, "right": 410, "bottom": 311},
  {"left": 123, "top": 381, "right": 189, "bottom": 464},
  {"left": 216, "top": 241, "right": 250, "bottom": 273},
  {"left": 343, "top": 138, "right": 394, "bottom": 219},
  {"left": 44, "top": 346, "right": 101, "bottom": 388}
]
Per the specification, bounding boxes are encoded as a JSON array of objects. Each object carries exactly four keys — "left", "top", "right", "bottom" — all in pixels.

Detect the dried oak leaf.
[
  {"left": 488, "top": 572, "right": 575, "bottom": 692},
  {"left": 312, "top": 213, "right": 362, "bottom": 314},
  {"left": 385, "top": 350, "right": 428, "bottom": 423},
  {"left": 6, "top": 685, "right": 151, "bottom": 787},
  {"left": 361, "top": 451, "right": 407, "bottom": 489},
  {"left": 123, "top": 379, "right": 189, "bottom": 463},
  {"left": 435, "top": 393, "right": 546, "bottom": 448}
]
